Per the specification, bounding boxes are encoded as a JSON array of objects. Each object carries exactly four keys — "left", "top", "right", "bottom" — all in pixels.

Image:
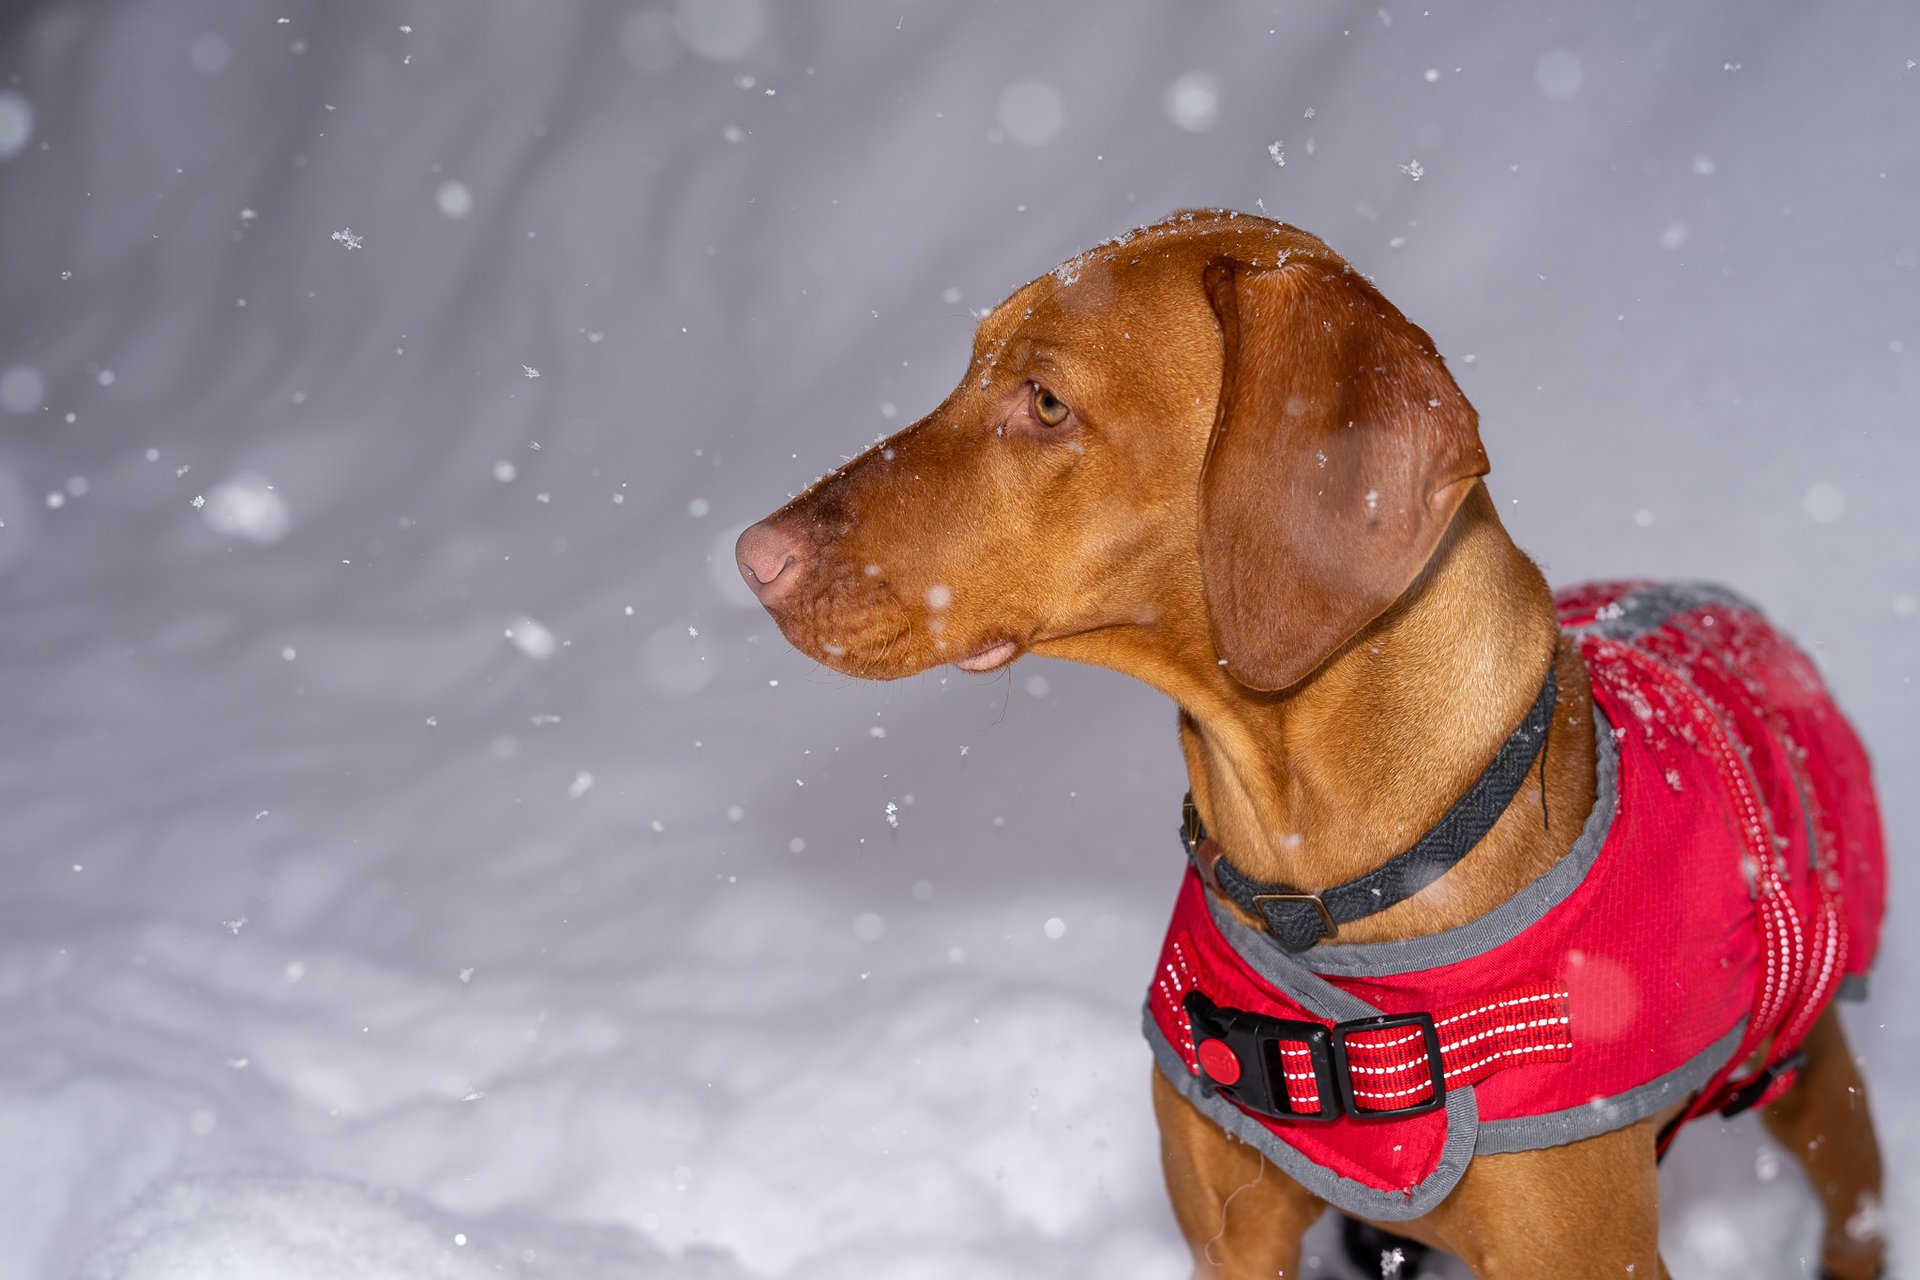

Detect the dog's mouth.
[{"left": 953, "top": 639, "right": 1020, "bottom": 673}]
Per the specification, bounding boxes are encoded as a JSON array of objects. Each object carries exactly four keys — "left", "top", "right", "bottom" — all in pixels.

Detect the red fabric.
[{"left": 1145, "top": 581, "right": 1886, "bottom": 1203}]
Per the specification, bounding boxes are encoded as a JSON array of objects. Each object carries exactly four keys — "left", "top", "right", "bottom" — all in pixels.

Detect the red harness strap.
[
  {"left": 1163, "top": 922, "right": 1573, "bottom": 1122},
  {"left": 1303, "top": 984, "right": 1573, "bottom": 1116}
]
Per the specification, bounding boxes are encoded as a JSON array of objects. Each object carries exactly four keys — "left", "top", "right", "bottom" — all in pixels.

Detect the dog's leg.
[
  {"left": 1762, "top": 1006, "right": 1887, "bottom": 1280},
  {"left": 1420, "top": 1120, "right": 1670, "bottom": 1279},
  {"left": 1152, "top": 1071, "right": 1323, "bottom": 1277}
]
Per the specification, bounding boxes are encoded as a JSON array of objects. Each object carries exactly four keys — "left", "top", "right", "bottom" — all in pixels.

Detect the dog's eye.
[{"left": 1032, "top": 384, "right": 1071, "bottom": 427}]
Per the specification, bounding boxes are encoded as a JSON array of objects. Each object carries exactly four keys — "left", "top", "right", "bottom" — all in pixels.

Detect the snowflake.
[
  {"left": 1400, "top": 159, "right": 1424, "bottom": 181},
  {"left": 1267, "top": 140, "right": 1285, "bottom": 168},
  {"left": 330, "top": 227, "right": 364, "bottom": 250},
  {"left": 522, "top": 364, "right": 540, "bottom": 379}
]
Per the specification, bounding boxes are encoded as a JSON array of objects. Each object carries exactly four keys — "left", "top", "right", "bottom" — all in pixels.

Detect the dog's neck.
[{"left": 1170, "top": 485, "right": 1596, "bottom": 945}]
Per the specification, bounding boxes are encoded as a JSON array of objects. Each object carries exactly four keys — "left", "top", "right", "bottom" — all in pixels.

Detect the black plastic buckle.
[
  {"left": 1718, "top": 1049, "right": 1808, "bottom": 1118},
  {"left": 1184, "top": 992, "right": 1343, "bottom": 1123},
  {"left": 1330, "top": 1012, "right": 1447, "bottom": 1120}
]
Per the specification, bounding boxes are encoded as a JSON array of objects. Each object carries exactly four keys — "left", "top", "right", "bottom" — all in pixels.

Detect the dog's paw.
[{"left": 1338, "top": 1214, "right": 1434, "bottom": 1278}]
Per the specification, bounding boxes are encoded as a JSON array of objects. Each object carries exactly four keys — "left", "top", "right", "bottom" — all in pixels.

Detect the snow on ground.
[{"left": 0, "top": 1, "right": 1915, "bottom": 1276}]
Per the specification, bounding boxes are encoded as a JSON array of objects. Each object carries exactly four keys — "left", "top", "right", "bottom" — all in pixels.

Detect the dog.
[{"left": 736, "top": 211, "right": 1887, "bottom": 1279}]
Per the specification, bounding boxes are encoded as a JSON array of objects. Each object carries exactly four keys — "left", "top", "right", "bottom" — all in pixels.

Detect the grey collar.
[{"left": 1181, "top": 664, "right": 1559, "bottom": 952}]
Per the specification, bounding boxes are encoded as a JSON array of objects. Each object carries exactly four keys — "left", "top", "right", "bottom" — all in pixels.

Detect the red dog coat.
[{"left": 1143, "top": 581, "right": 1885, "bottom": 1222}]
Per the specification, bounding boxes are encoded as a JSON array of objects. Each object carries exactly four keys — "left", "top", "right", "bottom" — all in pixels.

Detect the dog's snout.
[{"left": 736, "top": 519, "right": 804, "bottom": 604}]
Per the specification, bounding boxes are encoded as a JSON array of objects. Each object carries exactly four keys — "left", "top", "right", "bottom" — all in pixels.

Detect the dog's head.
[{"left": 737, "top": 211, "right": 1486, "bottom": 694}]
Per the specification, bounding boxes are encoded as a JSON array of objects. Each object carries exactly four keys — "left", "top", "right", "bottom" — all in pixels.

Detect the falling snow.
[{"left": 1, "top": 5, "right": 1914, "bottom": 1279}]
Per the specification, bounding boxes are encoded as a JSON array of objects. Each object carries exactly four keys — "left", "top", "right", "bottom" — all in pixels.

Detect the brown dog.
[{"left": 735, "top": 211, "right": 1886, "bottom": 1279}]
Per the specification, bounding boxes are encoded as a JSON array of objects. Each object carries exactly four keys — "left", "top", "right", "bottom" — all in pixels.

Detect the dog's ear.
[{"left": 1198, "top": 254, "right": 1487, "bottom": 692}]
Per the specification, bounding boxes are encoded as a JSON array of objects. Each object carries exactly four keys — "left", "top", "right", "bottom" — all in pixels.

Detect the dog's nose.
[{"left": 736, "top": 519, "right": 804, "bottom": 606}]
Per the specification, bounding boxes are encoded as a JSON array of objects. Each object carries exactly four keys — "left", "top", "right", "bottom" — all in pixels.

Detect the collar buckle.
[{"left": 1250, "top": 891, "right": 1338, "bottom": 950}]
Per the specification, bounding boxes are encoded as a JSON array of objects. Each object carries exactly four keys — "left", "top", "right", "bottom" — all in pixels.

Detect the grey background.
[{"left": 0, "top": 1, "right": 1913, "bottom": 1275}]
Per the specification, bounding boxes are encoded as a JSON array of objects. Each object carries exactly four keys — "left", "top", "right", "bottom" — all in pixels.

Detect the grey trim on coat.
[
  {"left": 1570, "top": 580, "right": 1758, "bottom": 641},
  {"left": 1474, "top": 1018, "right": 1747, "bottom": 1154}
]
